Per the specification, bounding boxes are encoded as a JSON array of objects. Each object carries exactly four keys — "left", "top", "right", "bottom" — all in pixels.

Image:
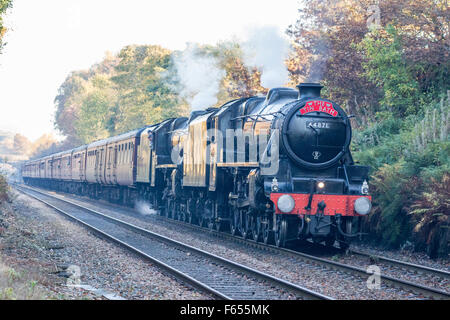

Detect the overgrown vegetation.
[
  {"left": 0, "top": 174, "right": 8, "bottom": 203},
  {"left": 0, "top": 265, "right": 43, "bottom": 300}
]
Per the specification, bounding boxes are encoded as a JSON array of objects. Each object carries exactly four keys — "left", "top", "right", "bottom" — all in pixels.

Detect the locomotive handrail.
[
  {"left": 230, "top": 111, "right": 284, "bottom": 122},
  {"left": 342, "top": 164, "right": 350, "bottom": 192},
  {"left": 296, "top": 114, "right": 347, "bottom": 120}
]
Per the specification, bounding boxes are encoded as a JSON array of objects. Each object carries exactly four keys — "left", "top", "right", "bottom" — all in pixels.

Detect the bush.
[
  {"left": 365, "top": 162, "right": 417, "bottom": 248},
  {"left": 0, "top": 174, "right": 8, "bottom": 203},
  {"left": 409, "top": 173, "right": 449, "bottom": 258},
  {"left": 354, "top": 95, "right": 449, "bottom": 257}
]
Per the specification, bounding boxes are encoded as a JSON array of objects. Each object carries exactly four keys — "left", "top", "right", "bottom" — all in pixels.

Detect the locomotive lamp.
[
  {"left": 317, "top": 181, "right": 325, "bottom": 189},
  {"left": 271, "top": 177, "right": 279, "bottom": 192},
  {"left": 354, "top": 197, "right": 372, "bottom": 215},
  {"left": 361, "top": 180, "right": 369, "bottom": 195},
  {"left": 277, "top": 194, "right": 295, "bottom": 213}
]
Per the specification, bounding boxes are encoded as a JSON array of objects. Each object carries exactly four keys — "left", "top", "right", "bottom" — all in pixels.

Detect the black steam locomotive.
[{"left": 23, "top": 83, "right": 371, "bottom": 249}]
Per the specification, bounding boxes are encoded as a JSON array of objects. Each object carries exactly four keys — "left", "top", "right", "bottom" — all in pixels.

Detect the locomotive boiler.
[{"left": 22, "top": 83, "right": 372, "bottom": 249}]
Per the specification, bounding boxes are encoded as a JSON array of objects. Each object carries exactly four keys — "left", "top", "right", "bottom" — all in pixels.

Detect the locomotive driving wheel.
[
  {"left": 215, "top": 219, "right": 223, "bottom": 232},
  {"left": 274, "top": 215, "right": 288, "bottom": 247},
  {"left": 172, "top": 200, "right": 181, "bottom": 220},
  {"left": 252, "top": 215, "right": 262, "bottom": 242},
  {"left": 241, "top": 210, "right": 252, "bottom": 240},
  {"left": 165, "top": 198, "right": 173, "bottom": 219},
  {"left": 198, "top": 215, "right": 206, "bottom": 227},
  {"left": 188, "top": 211, "right": 195, "bottom": 224},
  {"left": 181, "top": 209, "right": 188, "bottom": 223},
  {"left": 207, "top": 219, "right": 215, "bottom": 231},
  {"left": 230, "top": 207, "right": 242, "bottom": 236},
  {"left": 195, "top": 199, "right": 204, "bottom": 226},
  {"left": 186, "top": 199, "right": 194, "bottom": 224},
  {"left": 262, "top": 217, "right": 273, "bottom": 245}
]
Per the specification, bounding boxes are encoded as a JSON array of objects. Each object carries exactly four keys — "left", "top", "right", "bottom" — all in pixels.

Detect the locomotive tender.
[{"left": 22, "top": 83, "right": 372, "bottom": 248}]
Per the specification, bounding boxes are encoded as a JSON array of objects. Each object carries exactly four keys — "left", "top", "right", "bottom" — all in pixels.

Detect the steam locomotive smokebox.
[
  {"left": 297, "top": 83, "right": 323, "bottom": 99},
  {"left": 282, "top": 82, "right": 351, "bottom": 170}
]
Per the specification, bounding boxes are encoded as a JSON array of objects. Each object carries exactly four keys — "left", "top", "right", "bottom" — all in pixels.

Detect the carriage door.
[
  {"left": 94, "top": 150, "right": 99, "bottom": 182},
  {"left": 99, "top": 148, "right": 105, "bottom": 184},
  {"left": 113, "top": 145, "right": 118, "bottom": 184},
  {"left": 106, "top": 145, "right": 112, "bottom": 184},
  {"left": 209, "top": 117, "right": 218, "bottom": 191}
]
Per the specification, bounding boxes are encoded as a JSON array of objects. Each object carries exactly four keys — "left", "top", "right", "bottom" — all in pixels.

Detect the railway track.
[
  {"left": 15, "top": 184, "right": 449, "bottom": 299},
  {"left": 157, "top": 218, "right": 449, "bottom": 300},
  {"left": 347, "top": 249, "right": 450, "bottom": 281},
  {"left": 164, "top": 217, "right": 449, "bottom": 299},
  {"left": 15, "top": 184, "right": 332, "bottom": 300}
]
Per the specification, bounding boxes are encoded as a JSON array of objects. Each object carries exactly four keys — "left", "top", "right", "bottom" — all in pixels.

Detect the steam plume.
[
  {"left": 135, "top": 201, "right": 157, "bottom": 216},
  {"left": 241, "top": 26, "right": 290, "bottom": 88},
  {"left": 173, "top": 43, "right": 225, "bottom": 111},
  {"left": 306, "top": 38, "right": 330, "bottom": 83}
]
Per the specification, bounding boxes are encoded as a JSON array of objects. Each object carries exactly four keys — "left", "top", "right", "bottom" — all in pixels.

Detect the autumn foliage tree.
[
  {"left": 13, "top": 133, "right": 31, "bottom": 155},
  {"left": 287, "top": 0, "right": 449, "bottom": 124},
  {"left": 0, "top": 0, "right": 12, "bottom": 53},
  {"left": 54, "top": 42, "right": 270, "bottom": 145}
]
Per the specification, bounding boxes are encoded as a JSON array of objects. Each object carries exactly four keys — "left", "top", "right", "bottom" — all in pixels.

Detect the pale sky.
[{"left": 0, "top": 0, "right": 301, "bottom": 141}]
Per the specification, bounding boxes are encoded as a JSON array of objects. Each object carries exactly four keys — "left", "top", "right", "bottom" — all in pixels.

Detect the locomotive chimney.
[{"left": 297, "top": 83, "right": 323, "bottom": 100}]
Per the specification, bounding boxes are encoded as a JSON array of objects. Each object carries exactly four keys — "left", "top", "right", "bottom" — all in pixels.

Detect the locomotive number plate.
[{"left": 306, "top": 121, "right": 332, "bottom": 129}]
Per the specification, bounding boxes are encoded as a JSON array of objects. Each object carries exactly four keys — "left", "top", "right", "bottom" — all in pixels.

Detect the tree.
[
  {"left": 54, "top": 46, "right": 191, "bottom": 144},
  {"left": 111, "top": 45, "right": 187, "bottom": 133},
  {"left": 30, "top": 134, "right": 58, "bottom": 158},
  {"left": 359, "top": 25, "right": 421, "bottom": 116},
  {"left": 0, "top": 0, "right": 12, "bottom": 53},
  {"left": 214, "top": 41, "right": 267, "bottom": 99},
  {"left": 75, "top": 87, "right": 114, "bottom": 143},
  {"left": 13, "top": 133, "right": 31, "bottom": 155},
  {"left": 54, "top": 52, "right": 120, "bottom": 145},
  {"left": 287, "top": 0, "right": 449, "bottom": 124}
]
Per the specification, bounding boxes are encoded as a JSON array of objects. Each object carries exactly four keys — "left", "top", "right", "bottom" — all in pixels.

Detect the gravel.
[
  {"left": 334, "top": 251, "right": 449, "bottom": 293},
  {"left": 2, "top": 190, "right": 211, "bottom": 300},
  {"left": 351, "top": 242, "right": 449, "bottom": 271},
  {"left": 40, "top": 189, "right": 448, "bottom": 300}
]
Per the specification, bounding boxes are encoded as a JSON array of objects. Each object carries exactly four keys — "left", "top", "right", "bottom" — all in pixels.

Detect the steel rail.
[
  {"left": 15, "top": 185, "right": 332, "bottom": 300},
  {"left": 348, "top": 249, "right": 450, "bottom": 281},
  {"left": 175, "top": 220, "right": 450, "bottom": 300},
  {"left": 146, "top": 205, "right": 450, "bottom": 300}
]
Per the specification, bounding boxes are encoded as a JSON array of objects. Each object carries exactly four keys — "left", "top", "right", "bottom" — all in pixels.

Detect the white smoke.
[
  {"left": 135, "top": 200, "right": 157, "bottom": 216},
  {"left": 241, "top": 26, "right": 290, "bottom": 88},
  {"left": 173, "top": 43, "right": 225, "bottom": 111},
  {"left": 307, "top": 37, "right": 331, "bottom": 83},
  {"left": 0, "top": 163, "right": 19, "bottom": 182}
]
